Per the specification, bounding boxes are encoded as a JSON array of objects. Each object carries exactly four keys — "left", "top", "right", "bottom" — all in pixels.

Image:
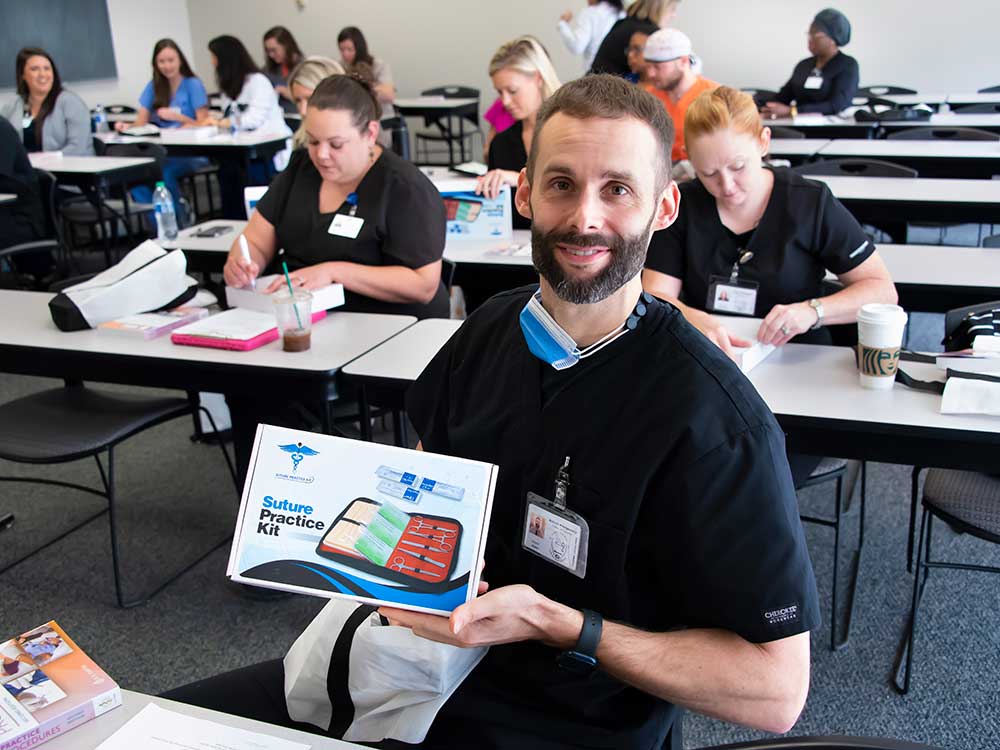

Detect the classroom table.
[
  {"left": 27, "top": 152, "right": 158, "bottom": 264},
  {"left": 766, "top": 138, "right": 831, "bottom": 164},
  {"left": 813, "top": 138, "right": 1000, "bottom": 179},
  {"left": 95, "top": 129, "right": 289, "bottom": 163},
  {"left": 806, "top": 174, "right": 1000, "bottom": 228},
  {"left": 161, "top": 219, "right": 247, "bottom": 273},
  {"left": 0, "top": 193, "right": 16, "bottom": 204},
  {"left": 44, "top": 689, "right": 365, "bottom": 749},
  {"left": 947, "top": 92, "right": 1000, "bottom": 108},
  {"left": 872, "top": 243, "right": 1000, "bottom": 313},
  {"left": 766, "top": 114, "right": 880, "bottom": 139},
  {"left": 0, "top": 290, "right": 416, "bottom": 433},
  {"left": 394, "top": 97, "right": 480, "bottom": 164},
  {"left": 880, "top": 112, "right": 1000, "bottom": 135}
]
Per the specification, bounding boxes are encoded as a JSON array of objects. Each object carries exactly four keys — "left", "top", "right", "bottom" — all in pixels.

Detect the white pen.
[{"left": 238, "top": 234, "right": 255, "bottom": 290}]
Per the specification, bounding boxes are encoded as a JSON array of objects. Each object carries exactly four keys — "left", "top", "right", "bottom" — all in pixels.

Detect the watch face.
[{"left": 556, "top": 650, "right": 598, "bottom": 675}]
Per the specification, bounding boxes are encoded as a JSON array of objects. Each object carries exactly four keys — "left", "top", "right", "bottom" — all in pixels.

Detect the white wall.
[{"left": 0, "top": 0, "right": 195, "bottom": 110}]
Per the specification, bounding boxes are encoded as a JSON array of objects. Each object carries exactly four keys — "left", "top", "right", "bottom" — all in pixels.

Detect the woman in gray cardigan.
[{"left": 2, "top": 47, "right": 94, "bottom": 156}]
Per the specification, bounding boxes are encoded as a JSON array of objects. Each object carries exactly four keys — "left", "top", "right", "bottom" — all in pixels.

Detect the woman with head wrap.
[{"left": 761, "top": 8, "right": 858, "bottom": 117}]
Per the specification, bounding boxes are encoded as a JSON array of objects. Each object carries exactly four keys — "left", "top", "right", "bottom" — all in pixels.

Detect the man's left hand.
[{"left": 380, "top": 584, "right": 583, "bottom": 650}]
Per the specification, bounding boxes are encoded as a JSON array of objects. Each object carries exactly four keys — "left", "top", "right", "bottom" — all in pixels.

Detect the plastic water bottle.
[
  {"left": 153, "top": 181, "right": 178, "bottom": 241},
  {"left": 93, "top": 104, "right": 109, "bottom": 133}
]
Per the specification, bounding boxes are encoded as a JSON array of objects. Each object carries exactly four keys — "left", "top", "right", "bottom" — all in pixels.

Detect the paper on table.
[{"left": 96, "top": 703, "right": 311, "bottom": 750}]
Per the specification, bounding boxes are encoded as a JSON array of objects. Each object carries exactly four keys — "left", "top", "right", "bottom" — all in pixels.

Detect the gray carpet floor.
[{"left": 2, "top": 224, "right": 997, "bottom": 749}]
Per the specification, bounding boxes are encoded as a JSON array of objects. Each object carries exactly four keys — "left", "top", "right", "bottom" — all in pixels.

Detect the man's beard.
[
  {"left": 659, "top": 68, "right": 684, "bottom": 93},
  {"left": 530, "top": 216, "right": 655, "bottom": 304}
]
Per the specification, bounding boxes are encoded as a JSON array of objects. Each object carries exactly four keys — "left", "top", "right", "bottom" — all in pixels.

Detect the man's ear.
[
  {"left": 651, "top": 180, "right": 681, "bottom": 232},
  {"left": 514, "top": 168, "right": 532, "bottom": 220}
]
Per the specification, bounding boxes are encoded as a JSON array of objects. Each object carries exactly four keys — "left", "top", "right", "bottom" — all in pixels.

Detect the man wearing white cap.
[{"left": 644, "top": 28, "right": 717, "bottom": 166}]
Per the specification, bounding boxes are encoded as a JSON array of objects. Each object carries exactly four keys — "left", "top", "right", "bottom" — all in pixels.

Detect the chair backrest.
[
  {"left": 982, "top": 234, "right": 1000, "bottom": 248},
  {"left": 887, "top": 126, "right": 1000, "bottom": 141},
  {"left": 695, "top": 737, "right": 943, "bottom": 750},
  {"left": 859, "top": 85, "right": 917, "bottom": 97},
  {"left": 243, "top": 186, "right": 268, "bottom": 219},
  {"left": 768, "top": 126, "right": 806, "bottom": 139},
  {"left": 953, "top": 102, "right": 1000, "bottom": 114},
  {"left": 32, "top": 168, "right": 65, "bottom": 248},
  {"left": 380, "top": 116, "right": 411, "bottom": 160},
  {"left": 101, "top": 142, "right": 166, "bottom": 184},
  {"left": 978, "top": 85, "right": 1000, "bottom": 93},
  {"left": 421, "top": 85, "right": 479, "bottom": 100},
  {"left": 742, "top": 88, "right": 779, "bottom": 107},
  {"left": 794, "top": 158, "right": 918, "bottom": 179}
]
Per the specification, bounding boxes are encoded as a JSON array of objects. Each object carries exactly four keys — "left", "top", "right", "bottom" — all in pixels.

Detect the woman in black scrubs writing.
[
  {"left": 224, "top": 74, "right": 448, "bottom": 319},
  {"left": 760, "top": 8, "right": 859, "bottom": 117},
  {"left": 223, "top": 74, "right": 448, "bottom": 482},
  {"left": 476, "top": 36, "right": 561, "bottom": 229}
]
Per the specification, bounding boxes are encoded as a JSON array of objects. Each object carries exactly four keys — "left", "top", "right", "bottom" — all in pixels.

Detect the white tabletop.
[
  {"left": 948, "top": 92, "right": 1000, "bottom": 106},
  {"left": 444, "top": 229, "right": 533, "bottom": 267},
  {"left": 886, "top": 112, "right": 1000, "bottom": 128},
  {"left": 0, "top": 290, "right": 415, "bottom": 373},
  {"left": 43, "top": 689, "right": 364, "bottom": 749},
  {"left": 879, "top": 93, "right": 947, "bottom": 106},
  {"left": 817, "top": 138, "right": 1000, "bottom": 159},
  {"left": 768, "top": 114, "right": 873, "bottom": 130},
  {"left": 767, "top": 138, "right": 831, "bottom": 157},
  {"left": 807, "top": 174, "right": 1000, "bottom": 203},
  {"left": 0, "top": 193, "right": 16, "bottom": 204},
  {"left": 395, "top": 96, "right": 478, "bottom": 110},
  {"left": 27, "top": 153, "right": 154, "bottom": 174},
  {"left": 747, "top": 344, "right": 1000, "bottom": 435},
  {"left": 96, "top": 129, "right": 290, "bottom": 148},
  {"left": 342, "top": 318, "right": 464, "bottom": 381},
  {"left": 874, "top": 243, "right": 1000, "bottom": 288},
  {"left": 162, "top": 219, "right": 248, "bottom": 252}
]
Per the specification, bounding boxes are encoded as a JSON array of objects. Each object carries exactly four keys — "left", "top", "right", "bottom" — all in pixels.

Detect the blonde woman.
[
  {"left": 590, "top": 0, "right": 681, "bottom": 75},
  {"left": 287, "top": 56, "right": 345, "bottom": 147},
  {"left": 475, "top": 36, "right": 560, "bottom": 228}
]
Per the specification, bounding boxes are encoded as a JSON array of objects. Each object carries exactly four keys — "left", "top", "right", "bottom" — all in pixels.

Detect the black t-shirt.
[
  {"left": 0, "top": 117, "right": 45, "bottom": 248},
  {"left": 589, "top": 17, "right": 659, "bottom": 77},
  {"left": 406, "top": 287, "right": 820, "bottom": 750},
  {"left": 255, "top": 148, "right": 449, "bottom": 319},
  {"left": 774, "top": 52, "right": 859, "bottom": 114},
  {"left": 645, "top": 167, "right": 875, "bottom": 319},
  {"left": 487, "top": 120, "right": 530, "bottom": 231}
]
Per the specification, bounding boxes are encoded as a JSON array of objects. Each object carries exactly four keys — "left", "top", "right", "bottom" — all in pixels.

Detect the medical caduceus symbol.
[{"left": 278, "top": 442, "right": 320, "bottom": 472}]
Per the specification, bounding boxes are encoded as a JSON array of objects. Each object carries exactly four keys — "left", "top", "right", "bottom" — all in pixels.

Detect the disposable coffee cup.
[
  {"left": 856, "top": 303, "right": 908, "bottom": 390},
  {"left": 274, "top": 290, "right": 313, "bottom": 352}
]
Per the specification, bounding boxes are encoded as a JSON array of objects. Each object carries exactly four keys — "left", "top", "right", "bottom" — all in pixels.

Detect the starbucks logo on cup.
[{"left": 857, "top": 344, "right": 900, "bottom": 377}]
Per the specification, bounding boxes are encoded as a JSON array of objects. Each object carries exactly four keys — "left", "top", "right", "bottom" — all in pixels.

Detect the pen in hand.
[{"left": 238, "top": 234, "right": 255, "bottom": 290}]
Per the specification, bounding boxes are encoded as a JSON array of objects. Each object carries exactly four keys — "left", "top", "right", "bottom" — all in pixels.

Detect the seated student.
[
  {"left": 0, "top": 117, "right": 50, "bottom": 283},
  {"left": 222, "top": 74, "right": 448, "bottom": 480},
  {"left": 262, "top": 25, "right": 305, "bottom": 115},
  {"left": 476, "top": 36, "right": 560, "bottom": 230},
  {"left": 557, "top": 0, "right": 624, "bottom": 74},
  {"left": 1, "top": 47, "right": 93, "bottom": 156},
  {"left": 643, "top": 28, "right": 716, "bottom": 176},
  {"left": 625, "top": 29, "right": 651, "bottom": 84},
  {"left": 165, "top": 74, "right": 817, "bottom": 749},
  {"left": 199, "top": 35, "right": 292, "bottom": 218},
  {"left": 286, "top": 56, "right": 345, "bottom": 147},
  {"left": 114, "top": 38, "right": 211, "bottom": 226},
  {"left": 642, "top": 86, "right": 896, "bottom": 484},
  {"left": 588, "top": 0, "right": 677, "bottom": 76},
  {"left": 761, "top": 8, "right": 859, "bottom": 118},
  {"left": 337, "top": 27, "right": 395, "bottom": 117}
]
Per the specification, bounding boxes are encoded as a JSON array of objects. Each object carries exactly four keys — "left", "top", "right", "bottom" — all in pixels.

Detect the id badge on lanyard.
[
  {"left": 804, "top": 69, "right": 823, "bottom": 90},
  {"left": 328, "top": 192, "right": 364, "bottom": 238},
  {"left": 706, "top": 248, "right": 758, "bottom": 315},
  {"left": 522, "top": 457, "right": 590, "bottom": 578}
]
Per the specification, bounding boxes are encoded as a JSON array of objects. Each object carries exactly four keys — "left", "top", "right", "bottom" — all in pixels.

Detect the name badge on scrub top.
[
  {"left": 328, "top": 192, "right": 363, "bottom": 238},
  {"left": 521, "top": 458, "right": 589, "bottom": 578},
  {"left": 707, "top": 277, "right": 758, "bottom": 315},
  {"left": 804, "top": 73, "right": 823, "bottom": 90}
]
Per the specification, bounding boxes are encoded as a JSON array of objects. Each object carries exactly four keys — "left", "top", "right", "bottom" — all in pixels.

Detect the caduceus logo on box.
[{"left": 275, "top": 441, "right": 319, "bottom": 483}]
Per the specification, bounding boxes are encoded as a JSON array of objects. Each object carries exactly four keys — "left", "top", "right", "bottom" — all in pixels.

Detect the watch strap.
[
  {"left": 575, "top": 608, "right": 603, "bottom": 659},
  {"left": 809, "top": 298, "right": 824, "bottom": 330}
]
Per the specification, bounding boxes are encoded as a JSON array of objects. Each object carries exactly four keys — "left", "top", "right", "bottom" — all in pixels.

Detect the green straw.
[{"left": 281, "top": 261, "right": 304, "bottom": 330}]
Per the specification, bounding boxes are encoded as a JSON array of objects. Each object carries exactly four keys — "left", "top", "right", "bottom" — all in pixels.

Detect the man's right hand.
[{"left": 688, "top": 310, "right": 753, "bottom": 361}]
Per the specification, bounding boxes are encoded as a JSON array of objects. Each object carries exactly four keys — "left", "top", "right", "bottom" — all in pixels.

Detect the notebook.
[{"left": 170, "top": 308, "right": 326, "bottom": 351}]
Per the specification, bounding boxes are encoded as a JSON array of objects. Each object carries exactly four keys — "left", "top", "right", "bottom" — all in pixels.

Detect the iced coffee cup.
[
  {"left": 274, "top": 290, "right": 313, "bottom": 352},
  {"left": 856, "top": 303, "right": 908, "bottom": 390}
]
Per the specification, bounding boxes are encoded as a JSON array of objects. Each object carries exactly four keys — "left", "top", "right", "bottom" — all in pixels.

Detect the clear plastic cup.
[
  {"left": 856, "top": 303, "right": 908, "bottom": 390},
  {"left": 273, "top": 290, "right": 312, "bottom": 352}
]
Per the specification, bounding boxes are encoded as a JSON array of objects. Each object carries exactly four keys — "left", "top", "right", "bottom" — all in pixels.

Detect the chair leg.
[
  {"left": 197, "top": 405, "right": 239, "bottom": 493},
  {"left": 908, "top": 466, "right": 924, "bottom": 572},
  {"left": 392, "top": 410, "right": 408, "bottom": 448},
  {"left": 896, "top": 508, "right": 932, "bottom": 694},
  {"left": 830, "top": 474, "right": 842, "bottom": 651}
]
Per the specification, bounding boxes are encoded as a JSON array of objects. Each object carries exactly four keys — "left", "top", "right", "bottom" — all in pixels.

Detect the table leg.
[{"left": 359, "top": 385, "right": 373, "bottom": 441}]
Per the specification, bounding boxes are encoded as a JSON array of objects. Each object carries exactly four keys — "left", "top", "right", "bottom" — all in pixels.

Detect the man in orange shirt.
[{"left": 644, "top": 28, "right": 717, "bottom": 175}]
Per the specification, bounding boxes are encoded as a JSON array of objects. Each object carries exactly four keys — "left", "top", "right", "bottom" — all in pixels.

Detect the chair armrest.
[{"left": 0, "top": 239, "right": 59, "bottom": 261}]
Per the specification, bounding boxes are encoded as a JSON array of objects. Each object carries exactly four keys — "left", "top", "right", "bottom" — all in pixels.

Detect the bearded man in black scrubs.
[{"left": 384, "top": 75, "right": 820, "bottom": 749}]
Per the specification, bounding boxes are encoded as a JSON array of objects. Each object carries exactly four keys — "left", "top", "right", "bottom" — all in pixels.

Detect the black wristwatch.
[{"left": 556, "top": 609, "right": 603, "bottom": 675}]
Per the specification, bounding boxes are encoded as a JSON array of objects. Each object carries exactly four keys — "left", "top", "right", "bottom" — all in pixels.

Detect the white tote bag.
[{"left": 284, "top": 599, "right": 487, "bottom": 744}]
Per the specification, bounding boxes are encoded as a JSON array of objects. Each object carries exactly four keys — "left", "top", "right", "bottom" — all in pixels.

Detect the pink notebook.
[{"left": 171, "top": 308, "right": 327, "bottom": 351}]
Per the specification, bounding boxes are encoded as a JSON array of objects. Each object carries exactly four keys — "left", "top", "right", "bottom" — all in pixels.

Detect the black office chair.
[
  {"left": 0, "top": 386, "right": 238, "bottom": 608},
  {"left": 794, "top": 158, "right": 918, "bottom": 179},
  {"left": 978, "top": 85, "right": 1000, "bottom": 93},
  {"left": 858, "top": 85, "right": 917, "bottom": 97},
  {"left": 952, "top": 102, "right": 1000, "bottom": 114},
  {"left": 742, "top": 88, "right": 779, "bottom": 107},
  {"left": 768, "top": 126, "right": 806, "bottom": 139},
  {"left": 697, "top": 738, "right": 941, "bottom": 750},
  {"left": 380, "top": 116, "right": 411, "bottom": 160},
  {"left": 414, "top": 85, "right": 482, "bottom": 166},
  {"left": 887, "top": 126, "right": 999, "bottom": 141},
  {"left": 893, "top": 470, "right": 1000, "bottom": 694},
  {"left": 983, "top": 234, "right": 1000, "bottom": 248}
]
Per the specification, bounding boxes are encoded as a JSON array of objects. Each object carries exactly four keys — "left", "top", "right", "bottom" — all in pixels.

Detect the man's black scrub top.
[{"left": 406, "top": 286, "right": 820, "bottom": 750}]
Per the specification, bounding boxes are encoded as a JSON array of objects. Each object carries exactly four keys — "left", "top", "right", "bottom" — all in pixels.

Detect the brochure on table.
[
  {"left": 435, "top": 178, "right": 513, "bottom": 248},
  {"left": 715, "top": 316, "right": 776, "bottom": 374},
  {"left": 227, "top": 424, "right": 499, "bottom": 615}
]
